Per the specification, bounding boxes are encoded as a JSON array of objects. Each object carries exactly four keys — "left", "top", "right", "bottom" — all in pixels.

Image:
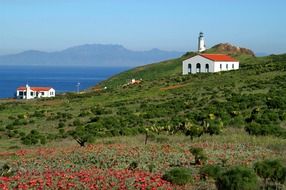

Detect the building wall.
[
  {"left": 213, "top": 61, "right": 239, "bottom": 72},
  {"left": 182, "top": 55, "right": 239, "bottom": 75},
  {"left": 47, "top": 89, "right": 55, "bottom": 97},
  {"left": 16, "top": 88, "right": 55, "bottom": 99},
  {"left": 182, "top": 55, "right": 214, "bottom": 75}
]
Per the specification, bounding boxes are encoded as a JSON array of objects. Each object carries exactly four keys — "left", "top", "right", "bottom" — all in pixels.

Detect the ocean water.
[{"left": 0, "top": 65, "right": 129, "bottom": 99}]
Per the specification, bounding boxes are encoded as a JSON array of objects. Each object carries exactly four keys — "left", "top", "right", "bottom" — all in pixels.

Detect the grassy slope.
[
  {"left": 1, "top": 51, "right": 286, "bottom": 189},
  {"left": 0, "top": 51, "right": 286, "bottom": 150}
]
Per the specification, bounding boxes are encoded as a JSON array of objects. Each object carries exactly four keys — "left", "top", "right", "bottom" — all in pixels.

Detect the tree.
[{"left": 69, "top": 126, "right": 95, "bottom": 147}]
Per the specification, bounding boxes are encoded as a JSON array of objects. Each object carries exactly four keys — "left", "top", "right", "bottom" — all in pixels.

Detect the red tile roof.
[
  {"left": 200, "top": 54, "right": 237, "bottom": 62},
  {"left": 17, "top": 87, "right": 53, "bottom": 91}
]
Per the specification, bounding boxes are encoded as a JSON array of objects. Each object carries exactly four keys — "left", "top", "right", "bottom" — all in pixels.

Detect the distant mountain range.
[{"left": 0, "top": 44, "right": 183, "bottom": 66}]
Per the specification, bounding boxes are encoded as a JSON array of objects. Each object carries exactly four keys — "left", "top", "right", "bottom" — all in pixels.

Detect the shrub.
[
  {"left": 58, "top": 122, "right": 65, "bottom": 128},
  {"left": 0, "top": 163, "right": 15, "bottom": 177},
  {"left": 21, "top": 130, "right": 41, "bottom": 145},
  {"left": 40, "top": 136, "right": 47, "bottom": 145},
  {"left": 200, "top": 165, "right": 223, "bottom": 180},
  {"left": 162, "top": 167, "right": 193, "bottom": 185},
  {"left": 245, "top": 122, "right": 284, "bottom": 137},
  {"left": 254, "top": 159, "right": 286, "bottom": 188},
  {"left": 128, "top": 161, "right": 138, "bottom": 170},
  {"left": 216, "top": 166, "right": 258, "bottom": 190},
  {"left": 73, "top": 119, "right": 81, "bottom": 126},
  {"left": 205, "top": 120, "right": 223, "bottom": 135},
  {"left": 190, "top": 147, "right": 207, "bottom": 165},
  {"left": 184, "top": 123, "right": 204, "bottom": 140},
  {"left": 148, "top": 164, "right": 156, "bottom": 173}
]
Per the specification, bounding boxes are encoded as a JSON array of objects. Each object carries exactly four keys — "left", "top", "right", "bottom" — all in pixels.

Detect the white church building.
[
  {"left": 182, "top": 32, "right": 239, "bottom": 75},
  {"left": 16, "top": 84, "right": 55, "bottom": 99}
]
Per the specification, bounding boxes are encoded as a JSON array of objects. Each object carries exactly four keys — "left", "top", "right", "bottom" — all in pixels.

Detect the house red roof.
[
  {"left": 200, "top": 54, "right": 237, "bottom": 62},
  {"left": 17, "top": 87, "right": 53, "bottom": 92}
]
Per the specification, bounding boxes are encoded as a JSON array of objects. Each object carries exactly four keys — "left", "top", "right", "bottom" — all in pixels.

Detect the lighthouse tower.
[{"left": 198, "top": 32, "right": 206, "bottom": 52}]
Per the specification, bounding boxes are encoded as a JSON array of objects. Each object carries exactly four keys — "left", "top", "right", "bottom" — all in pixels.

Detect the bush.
[
  {"left": 128, "top": 161, "right": 138, "bottom": 170},
  {"left": 245, "top": 122, "right": 285, "bottom": 137},
  {"left": 200, "top": 165, "right": 223, "bottom": 180},
  {"left": 254, "top": 159, "right": 286, "bottom": 188},
  {"left": 216, "top": 166, "right": 258, "bottom": 190},
  {"left": 190, "top": 147, "right": 207, "bottom": 165},
  {"left": 184, "top": 123, "right": 204, "bottom": 140},
  {"left": 0, "top": 163, "right": 15, "bottom": 177},
  {"left": 162, "top": 167, "right": 193, "bottom": 185},
  {"left": 21, "top": 130, "right": 41, "bottom": 145},
  {"left": 73, "top": 119, "right": 81, "bottom": 126},
  {"left": 58, "top": 122, "right": 65, "bottom": 128}
]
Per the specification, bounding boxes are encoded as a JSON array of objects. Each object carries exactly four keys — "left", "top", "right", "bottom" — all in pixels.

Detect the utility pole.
[{"left": 76, "top": 82, "right": 80, "bottom": 94}]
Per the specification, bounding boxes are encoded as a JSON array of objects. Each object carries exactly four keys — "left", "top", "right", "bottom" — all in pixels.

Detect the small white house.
[
  {"left": 16, "top": 84, "right": 55, "bottom": 99},
  {"left": 182, "top": 54, "right": 239, "bottom": 75}
]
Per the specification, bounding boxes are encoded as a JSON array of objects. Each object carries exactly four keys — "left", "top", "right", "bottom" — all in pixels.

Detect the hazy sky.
[{"left": 0, "top": 0, "right": 286, "bottom": 55}]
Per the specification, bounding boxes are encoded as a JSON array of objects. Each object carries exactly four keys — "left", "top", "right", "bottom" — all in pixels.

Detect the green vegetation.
[
  {"left": 190, "top": 147, "right": 207, "bottom": 165},
  {"left": 0, "top": 51, "right": 286, "bottom": 149},
  {"left": 216, "top": 166, "right": 258, "bottom": 190},
  {"left": 254, "top": 159, "right": 286, "bottom": 189},
  {"left": 0, "top": 48, "right": 286, "bottom": 189},
  {"left": 162, "top": 167, "right": 193, "bottom": 185}
]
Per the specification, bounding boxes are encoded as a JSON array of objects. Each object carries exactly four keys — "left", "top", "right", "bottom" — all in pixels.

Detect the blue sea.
[{"left": 0, "top": 65, "right": 130, "bottom": 99}]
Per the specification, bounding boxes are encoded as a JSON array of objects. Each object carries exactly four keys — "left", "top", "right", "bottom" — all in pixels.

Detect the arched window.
[
  {"left": 188, "top": 64, "right": 192, "bottom": 73},
  {"left": 205, "top": 64, "right": 209, "bottom": 72},
  {"left": 196, "top": 63, "right": 201, "bottom": 73}
]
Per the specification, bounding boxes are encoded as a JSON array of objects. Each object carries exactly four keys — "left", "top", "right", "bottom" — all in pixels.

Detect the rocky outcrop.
[{"left": 207, "top": 43, "right": 255, "bottom": 57}]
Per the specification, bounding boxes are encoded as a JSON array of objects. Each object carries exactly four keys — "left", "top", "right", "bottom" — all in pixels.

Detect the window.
[
  {"left": 205, "top": 64, "right": 209, "bottom": 72},
  {"left": 19, "top": 91, "right": 23, "bottom": 96},
  {"left": 232, "top": 64, "right": 234, "bottom": 69},
  {"left": 42, "top": 92, "right": 44, "bottom": 95},
  {"left": 30, "top": 92, "right": 34, "bottom": 96},
  {"left": 220, "top": 64, "right": 222, "bottom": 70},
  {"left": 196, "top": 63, "right": 201, "bottom": 73},
  {"left": 24, "top": 92, "right": 26, "bottom": 96},
  {"left": 188, "top": 64, "right": 192, "bottom": 73},
  {"left": 226, "top": 64, "right": 228, "bottom": 70}
]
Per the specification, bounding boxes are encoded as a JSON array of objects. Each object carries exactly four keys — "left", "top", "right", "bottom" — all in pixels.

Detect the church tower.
[{"left": 198, "top": 32, "right": 206, "bottom": 52}]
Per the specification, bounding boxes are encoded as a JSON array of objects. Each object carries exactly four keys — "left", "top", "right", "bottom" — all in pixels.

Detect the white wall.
[
  {"left": 48, "top": 89, "right": 56, "bottom": 97},
  {"left": 182, "top": 55, "right": 214, "bottom": 75},
  {"left": 39, "top": 89, "right": 55, "bottom": 98},
  {"left": 16, "top": 88, "right": 55, "bottom": 99},
  {"left": 213, "top": 61, "right": 239, "bottom": 72},
  {"left": 183, "top": 55, "right": 239, "bottom": 75}
]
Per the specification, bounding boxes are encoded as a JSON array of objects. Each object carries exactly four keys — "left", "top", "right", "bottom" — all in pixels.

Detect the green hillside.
[
  {"left": 1, "top": 46, "right": 286, "bottom": 189},
  {"left": 0, "top": 47, "right": 285, "bottom": 150},
  {"left": 98, "top": 44, "right": 265, "bottom": 89}
]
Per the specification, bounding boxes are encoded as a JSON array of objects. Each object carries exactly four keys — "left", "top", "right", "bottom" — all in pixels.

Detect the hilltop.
[
  {"left": 204, "top": 43, "right": 256, "bottom": 57},
  {"left": 98, "top": 43, "right": 257, "bottom": 88}
]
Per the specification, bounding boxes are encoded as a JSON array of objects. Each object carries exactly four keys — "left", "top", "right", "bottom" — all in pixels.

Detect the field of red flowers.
[{"left": 0, "top": 134, "right": 285, "bottom": 190}]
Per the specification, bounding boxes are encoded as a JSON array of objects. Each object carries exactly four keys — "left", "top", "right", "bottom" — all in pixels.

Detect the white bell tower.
[{"left": 198, "top": 32, "right": 206, "bottom": 52}]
